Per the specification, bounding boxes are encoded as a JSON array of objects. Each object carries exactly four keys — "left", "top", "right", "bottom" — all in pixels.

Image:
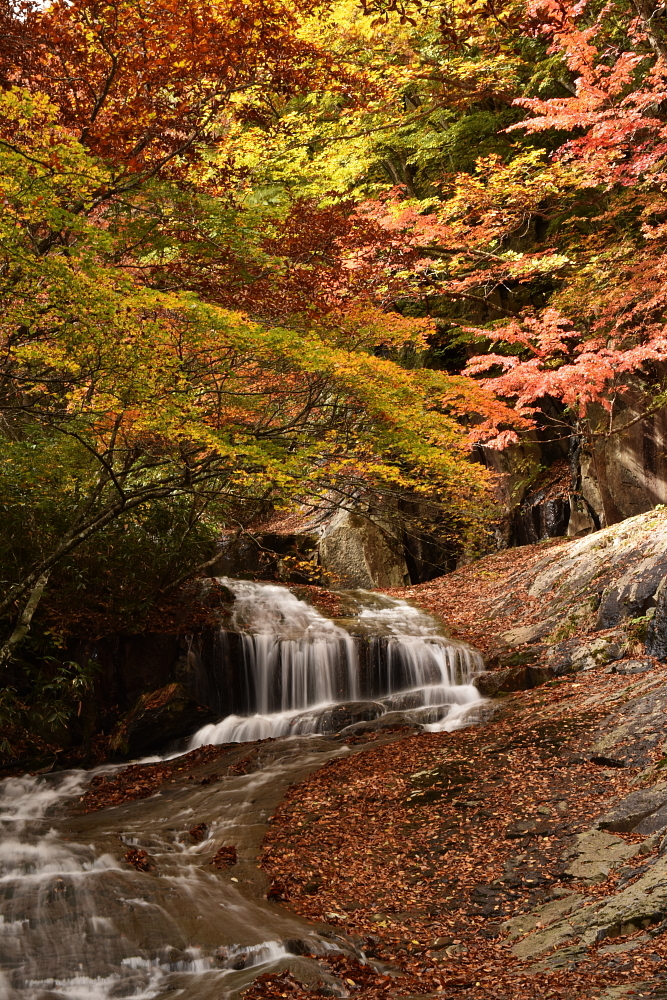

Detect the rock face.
[
  {"left": 318, "top": 510, "right": 410, "bottom": 589},
  {"left": 109, "top": 682, "right": 216, "bottom": 758},
  {"left": 210, "top": 509, "right": 412, "bottom": 589},
  {"left": 487, "top": 405, "right": 667, "bottom": 544},
  {"left": 490, "top": 508, "right": 667, "bottom": 644}
]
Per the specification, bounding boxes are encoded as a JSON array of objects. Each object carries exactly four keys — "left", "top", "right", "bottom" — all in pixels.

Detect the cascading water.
[
  {"left": 0, "top": 742, "right": 354, "bottom": 1000},
  {"left": 0, "top": 580, "right": 486, "bottom": 998},
  {"left": 192, "top": 580, "right": 484, "bottom": 745}
]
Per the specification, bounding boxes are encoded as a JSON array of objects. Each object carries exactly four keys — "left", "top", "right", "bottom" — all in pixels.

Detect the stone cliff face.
[{"left": 487, "top": 406, "right": 667, "bottom": 547}]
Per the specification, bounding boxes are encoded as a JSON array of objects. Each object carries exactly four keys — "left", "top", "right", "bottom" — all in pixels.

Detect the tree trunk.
[
  {"left": 631, "top": 0, "right": 667, "bottom": 59},
  {"left": 0, "top": 573, "right": 50, "bottom": 670}
]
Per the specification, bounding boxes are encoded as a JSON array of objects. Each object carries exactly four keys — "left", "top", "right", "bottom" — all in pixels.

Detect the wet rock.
[
  {"left": 302, "top": 701, "right": 385, "bottom": 734},
  {"left": 109, "top": 682, "right": 216, "bottom": 757},
  {"left": 473, "top": 665, "right": 553, "bottom": 696},
  {"left": 598, "top": 783, "right": 667, "bottom": 834},
  {"left": 267, "top": 879, "right": 289, "bottom": 901},
  {"left": 340, "top": 711, "right": 420, "bottom": 736},
  {"left": 284, "top": 939, "right": 312, "bottom": 955}
]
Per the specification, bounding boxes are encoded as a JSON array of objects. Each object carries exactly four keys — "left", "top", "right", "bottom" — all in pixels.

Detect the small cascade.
[
  {"left": 0, "top": 743, "right": 353, "bottom": 999},
  {"left": 192, "top": 581, "right": 484, "bottom": 745}
]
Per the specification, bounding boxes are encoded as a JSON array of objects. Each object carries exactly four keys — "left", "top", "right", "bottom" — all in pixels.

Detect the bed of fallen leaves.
[
  {"left": 77, "top": 741, "right": 275, "bottom": 812},
  {"left": 384, "top": 541, "right": 569, "bottom": 659},
  {"left": 257, "top": 666, "right": 667, "bottom": 999}
]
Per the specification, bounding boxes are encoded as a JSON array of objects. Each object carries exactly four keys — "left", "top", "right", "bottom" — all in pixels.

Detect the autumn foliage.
[{"left": 3, "top": 0, "right": 667, "bottom": 691}]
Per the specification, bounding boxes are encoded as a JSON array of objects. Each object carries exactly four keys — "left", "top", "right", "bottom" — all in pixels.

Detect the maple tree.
[
  {"left": 0, "top": 0, "right": 521, "bottom": 686},
  {"left": 339, "top": 0, "right": 667, "bottom": 496}
]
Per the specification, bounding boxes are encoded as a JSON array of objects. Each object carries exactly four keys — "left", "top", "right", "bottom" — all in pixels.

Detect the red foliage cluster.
[{"left": 0, "top": 0, "right": 357, "bottom": 179}]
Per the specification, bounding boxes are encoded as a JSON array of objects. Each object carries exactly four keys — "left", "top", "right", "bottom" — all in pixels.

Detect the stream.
[{"left": 0, "top": 582, "right": 485, "bottom": 999}]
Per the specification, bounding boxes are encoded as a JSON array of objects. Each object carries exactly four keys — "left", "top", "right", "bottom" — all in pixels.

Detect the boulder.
[
  {"left": 293, "top": 701, "right": 385, "bottom": 735},
  {"left": 340, "top": 710, "right": 421, "bottom": 736},
  {"left": 318, "top": 509, "right": 410, "bottom": 589},
  {"left": 607, "top": 658, "right": 654, "bottom": 675},
  {"left": 474, "top": 665, "right": 553, "bottom": 696},
  {"left": 546, "top": 633, "right": 627, "bottom": 675},
  {"left": 570, "top": 634, "right": 626, "bottom": 671},
  {"left": 597, "top": 783, "right": 667, "bottom": 835},
  {"left": 109, "top": 682, "right": 216, "bottom": 758}
]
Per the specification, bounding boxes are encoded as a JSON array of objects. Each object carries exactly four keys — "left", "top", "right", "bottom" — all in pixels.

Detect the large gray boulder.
[
  {"left": 488, "top": 509, "right": 667, "bottom": 651},
  {"left": 318, "top": 510, "right": 410, "bottom": 589}
]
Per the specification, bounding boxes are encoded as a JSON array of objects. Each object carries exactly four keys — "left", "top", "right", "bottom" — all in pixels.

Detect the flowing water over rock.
[
  {"left": 0, "top": 740, "right": 361, "bottom": 999},
  {"left": 192, "top": 581, "right": 484, "bottom": 745},
  {"left": 0, "top": 583, "right": 484, "bottom": 998}
]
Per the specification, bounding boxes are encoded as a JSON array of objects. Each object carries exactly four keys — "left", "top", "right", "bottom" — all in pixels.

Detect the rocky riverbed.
[
  {"left": 248, "top": 510, "right": 667, "bottom": 999},
  {"left": 7, "top": 509, "right": 667, "bottom": 999}
]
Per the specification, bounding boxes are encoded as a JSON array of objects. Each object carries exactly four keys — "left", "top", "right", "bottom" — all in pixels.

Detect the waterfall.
[
  {"left": 191, "top": 580, "right": 484, "bottom": 745},
  {"left": 0, "top": 580, "right": 486, "bottom": 998}
]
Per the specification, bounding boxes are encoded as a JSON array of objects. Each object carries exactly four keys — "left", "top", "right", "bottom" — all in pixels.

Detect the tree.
[{"left": 0, "top": 77, "right": 508, "bottom": 671}]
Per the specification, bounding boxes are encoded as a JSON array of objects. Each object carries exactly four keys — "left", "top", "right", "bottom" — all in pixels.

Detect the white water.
[
  {"left": 0, "top": 580, "right": 486, "bottom": 998},
  {"left": 0, "top": 744, "right": 348, "bottom": 999},
  {"left": 192, "top": 580, "right": 484, "bottom": 745}
]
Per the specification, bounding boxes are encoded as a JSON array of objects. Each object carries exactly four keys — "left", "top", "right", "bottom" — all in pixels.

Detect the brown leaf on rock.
[{"left": 122, "top": 847, "right": 154, "bottom": 872}]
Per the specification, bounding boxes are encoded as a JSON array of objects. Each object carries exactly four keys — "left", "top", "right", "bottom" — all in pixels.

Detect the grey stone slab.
[
  {"left": 598, "top": 784, "right": 667, "bottom": 834},
  {"left": 565, "top": 830, "right": 642, "bottom": 883}
]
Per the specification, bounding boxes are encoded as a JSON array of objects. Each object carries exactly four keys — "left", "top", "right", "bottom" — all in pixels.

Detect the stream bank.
[
  {"left": 0, "top": 585, "right": 488, "bottom": 998},
  {"left": 252, "top": 509, "right": 667, "bottom": 999}
]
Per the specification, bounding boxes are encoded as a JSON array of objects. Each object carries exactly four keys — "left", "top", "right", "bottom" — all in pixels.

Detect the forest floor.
[
  {"left": 256, "top": 673, "right": 667, "bottom": 1000},
  {"left": 251, "top": 548, "right": 667, "bottom": 1000}
]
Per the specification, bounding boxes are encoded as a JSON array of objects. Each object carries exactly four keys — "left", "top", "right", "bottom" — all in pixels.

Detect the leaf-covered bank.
[{"left": 258, "top": 669, "right": 667, "bottom": 999}]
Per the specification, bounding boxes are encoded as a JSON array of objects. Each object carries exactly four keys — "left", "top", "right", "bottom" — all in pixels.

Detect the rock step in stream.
[{"left": 0, "top": 582, "right": 485, "bottom": 999}]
